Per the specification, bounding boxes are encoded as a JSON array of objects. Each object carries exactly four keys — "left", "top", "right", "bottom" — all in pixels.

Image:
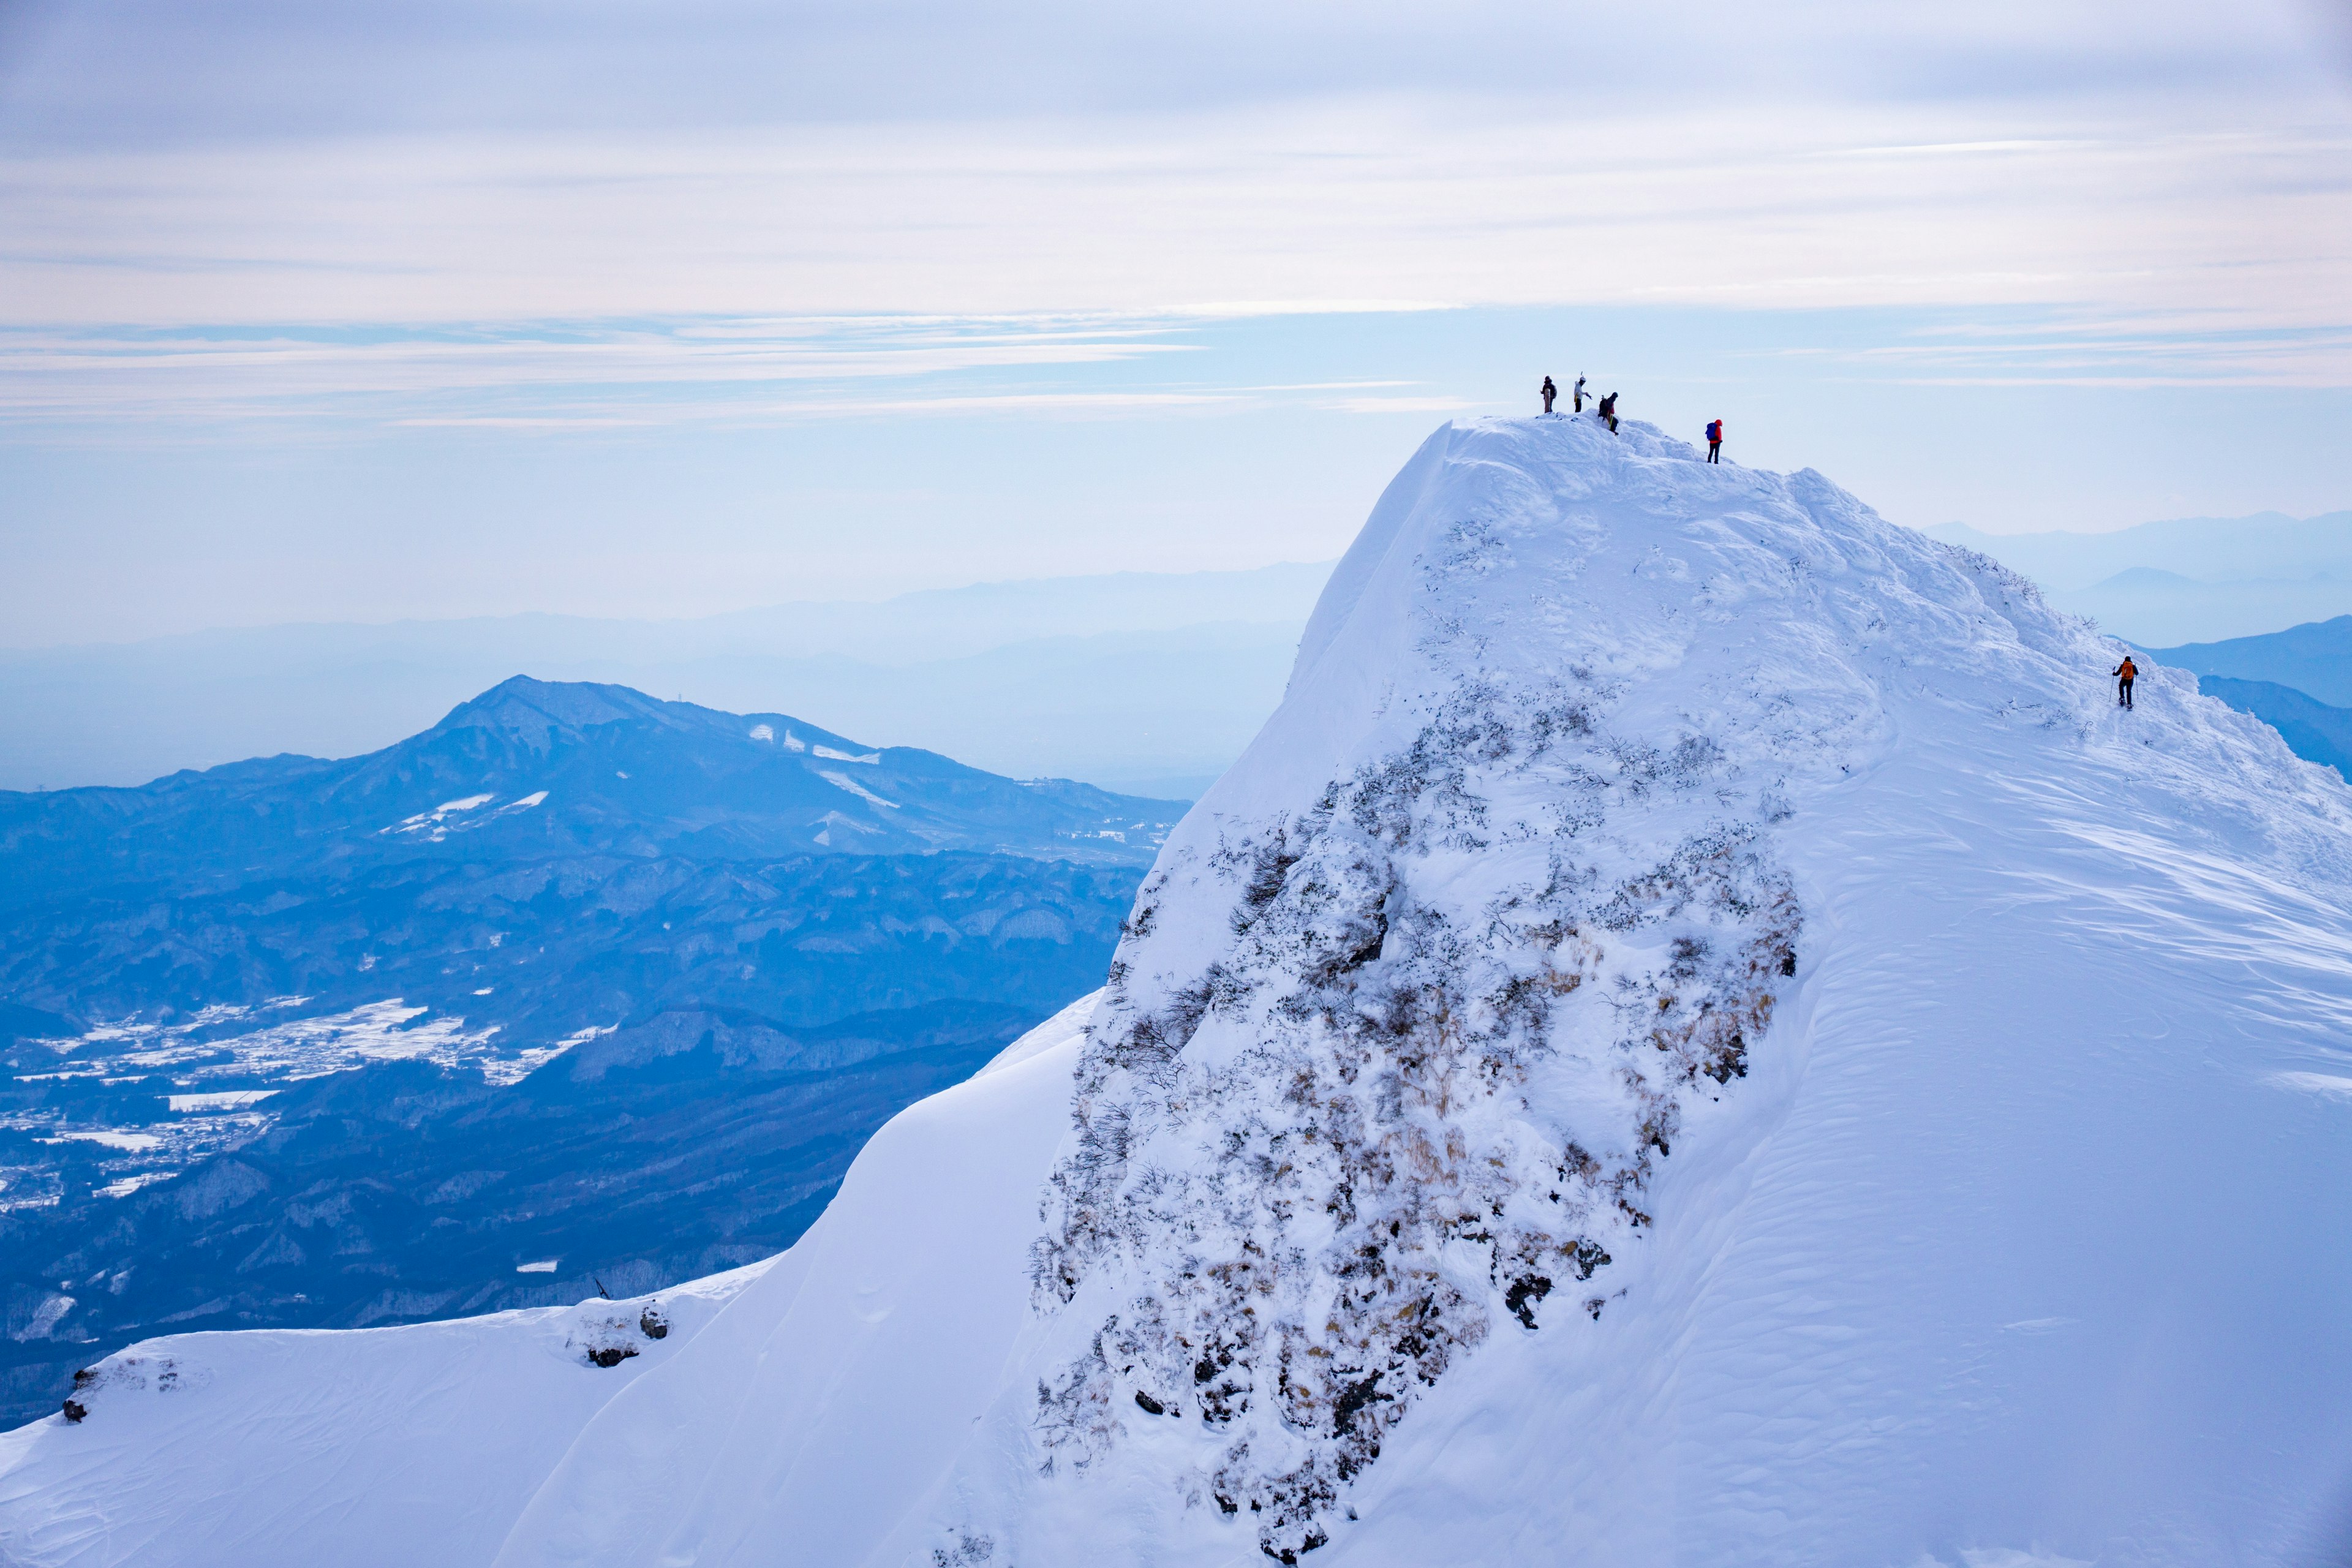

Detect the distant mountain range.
[
  {"left": 0, "top": 678, "right": 1178, "bottom": 1423},
  {"left": 0, "top": 563, "right": 1332, "bottom": 799},
  {"left": 1929, "top": 511, "right": 2352, "bottom": 645},
  {"left": 1, "top": 674, "right": 1175, "bottom": 913},
  {"left": 2149, "top": 614, "right": 2352, "bottom": 708}
]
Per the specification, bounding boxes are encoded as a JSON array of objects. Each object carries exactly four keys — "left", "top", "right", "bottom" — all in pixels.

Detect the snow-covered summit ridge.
[
  {"left": 948, "top": 413, "right": 2352, "bottom": 1562},
  {"left": 1275, "top": 415, "right": 2342, "bottom": 824}
]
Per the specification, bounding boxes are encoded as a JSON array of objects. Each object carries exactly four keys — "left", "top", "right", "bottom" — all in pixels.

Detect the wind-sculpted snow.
[{"left": 1030, "top": 712, "right": 1799, "bottom": 1559}]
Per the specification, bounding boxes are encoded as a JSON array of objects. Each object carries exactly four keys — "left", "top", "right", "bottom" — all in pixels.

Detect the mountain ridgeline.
[
  {"left": 2153, "top": 613, "right": 2352, "bottom": 708},
  {"left": 0, "top": 679, "right": 1182, "bottom": 1425},
  {"left": 0, "top": 674, "right": 1175, "bottom": 911}
]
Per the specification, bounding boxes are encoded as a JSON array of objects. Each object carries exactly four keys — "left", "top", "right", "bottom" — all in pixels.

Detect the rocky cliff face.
[{"left": 1033, "top": 671, "right": 1800, "bottom": 1559}]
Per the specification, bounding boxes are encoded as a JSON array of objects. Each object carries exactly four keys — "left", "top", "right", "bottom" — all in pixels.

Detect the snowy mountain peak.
[
  {"left": 10, "top": 417, "right": 2352, "bottom": 1568},
  {"left": 903, "top": 413, "right": 2352, "bottom": 1562}
]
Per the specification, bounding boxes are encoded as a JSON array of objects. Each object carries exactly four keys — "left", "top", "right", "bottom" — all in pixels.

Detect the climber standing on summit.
[
  {"left": 1599, "top": 393, "right": 1618, "bottom": 433},
  {"left": 1706, "top": 418, "right": 1723, "bottom": 462},
  {"left": 1541, "top": 376, "right": 1556, "bottom": 415},
  {"left": 1573, "top": 375, "right": 1586, "bottom": 413},
  {"left": 2113, "top": 654, "right": 2138, "bottom": 709}
]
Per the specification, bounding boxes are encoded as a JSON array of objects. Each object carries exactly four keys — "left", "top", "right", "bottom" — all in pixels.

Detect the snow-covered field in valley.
[{"left": 6, "top": 415, "right": 2351, "bottom": 1567}]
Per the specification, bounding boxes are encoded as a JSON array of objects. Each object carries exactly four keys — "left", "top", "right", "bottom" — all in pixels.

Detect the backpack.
[{"left": 1706, "top": 421, "right": 1720, "bottom": 442}]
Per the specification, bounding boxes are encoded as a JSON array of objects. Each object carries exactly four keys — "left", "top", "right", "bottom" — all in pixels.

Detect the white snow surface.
[
  {"left": 976, "top": 989, "right": 1101, "bottom": 1079},
  {"left": 818, "top": 767, "right": 902, "bottom": 810},
  {"left": 164, "top": 1091, "right": 277, "bottom": 1112},
  {"left": 8, "top": 415, "right": 2352, "bottom": 1566},
  {"left": 0, "top": 1262, "right": 774, "bottom": 1568}
]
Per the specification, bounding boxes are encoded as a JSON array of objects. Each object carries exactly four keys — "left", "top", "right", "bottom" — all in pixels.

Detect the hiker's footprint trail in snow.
[{"left": 10, "top": 415, "right": 2352, "bottom": 1568}]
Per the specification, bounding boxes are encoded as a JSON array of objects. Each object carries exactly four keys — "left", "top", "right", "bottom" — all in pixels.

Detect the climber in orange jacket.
[{"left": 2113, "top": 655, "right": 2138, "bottom": 709}]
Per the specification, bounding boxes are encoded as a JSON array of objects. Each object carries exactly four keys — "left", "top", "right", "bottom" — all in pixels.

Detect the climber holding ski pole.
[
  {"left": 2113, "top": 655, "right": 2138, "bottom": 709},
  {"left": 1572, "top": 375, "right": 1586, "bottom": 413}
]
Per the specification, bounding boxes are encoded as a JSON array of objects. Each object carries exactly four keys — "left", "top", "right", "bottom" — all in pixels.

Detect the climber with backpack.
[
  {"left": 1541, "top": 376, "right": 1557, "bottom": 415},
  {"left": 1705, "top": 419, "right": 1723, "bottom": 462},
  {"left": 1599, "top": 393, "right": 1618, "bottom": 433},
  {"left": 2113, "top": 655, "right": 2138, "bottom": 709}
]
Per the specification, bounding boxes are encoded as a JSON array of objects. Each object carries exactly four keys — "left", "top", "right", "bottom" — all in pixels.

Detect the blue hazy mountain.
[
  {"left": 1928, "top": 512, "right": 2352, "bottom": 645},
  {"left": 0, "top": 564, "right": 1332, "bottom": 799},
  {"left": 0, "top": 674, "right": 1176, "bottom": 912},
  {"left": 2150, "top": 614, "right": 2352, "bottom": 708},
  {"left": 0, "top": 678, "right": 1178, "bottom": 1422},
  {"left": 1928, "top": 511, "right": 2352, "bottom": 590}
]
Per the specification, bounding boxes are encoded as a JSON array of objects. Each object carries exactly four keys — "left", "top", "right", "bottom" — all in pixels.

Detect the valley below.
[{"left": 0, "top": 677, "right": 1172, "bottom": 1423}]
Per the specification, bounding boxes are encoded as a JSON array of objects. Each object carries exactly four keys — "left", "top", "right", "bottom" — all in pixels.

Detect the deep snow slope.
[
  {"left": 11, "top": 415, "right": 2352, "bottom": 1567},
  {"left": 0, "top": 1260, "right": 774, "bottom": 1568}
]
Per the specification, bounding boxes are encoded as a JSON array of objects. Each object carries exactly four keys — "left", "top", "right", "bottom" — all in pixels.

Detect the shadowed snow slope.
[{"left": 10, "top": 415, "right": 2352, "bottom": 1567}]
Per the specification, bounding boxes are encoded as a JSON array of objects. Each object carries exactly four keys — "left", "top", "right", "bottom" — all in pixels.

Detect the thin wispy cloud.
[
  {"left": 0, "top": 316, "right": 1213, "bottom": 422},
  {"left": 7, "top": 295, "right": 2339, "bottom": 437},
  {"left": 5, "top": 107, "right": 2344, "bottom": 341},
  {"left": 2, "top": 102, "right": 2346, "bottom": 430}
]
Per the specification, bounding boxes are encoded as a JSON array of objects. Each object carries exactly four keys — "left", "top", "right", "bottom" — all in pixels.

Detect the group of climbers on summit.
[
  {"left": 1538, "top": 375, "right": 1591, "bottom": 415},
  {"left": 1537, "top": 375, "right": 2138, "bottom": 714},
  {"left": 1539, "top": 375, "right": 1705, "bottom": 453}
]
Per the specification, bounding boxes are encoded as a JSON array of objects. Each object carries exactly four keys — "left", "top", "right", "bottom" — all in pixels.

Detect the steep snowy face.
[{"left": 947, "top": 415, "right": 2351, "bottom": 1562}]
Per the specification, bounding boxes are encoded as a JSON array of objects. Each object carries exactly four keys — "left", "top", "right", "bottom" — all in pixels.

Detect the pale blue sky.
[{"left": 2, "top": 0, "right": 2347, "bottom": 644}]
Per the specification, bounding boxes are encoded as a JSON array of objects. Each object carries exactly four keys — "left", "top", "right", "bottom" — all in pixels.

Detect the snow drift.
[{"left": 9, "top": 415, "right": 2352, "bottom": 1567}]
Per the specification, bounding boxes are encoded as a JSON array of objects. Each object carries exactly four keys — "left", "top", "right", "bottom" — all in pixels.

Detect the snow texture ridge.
[{"left": 9, "top": 414, "right": 2352, "bottom": 1567}]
